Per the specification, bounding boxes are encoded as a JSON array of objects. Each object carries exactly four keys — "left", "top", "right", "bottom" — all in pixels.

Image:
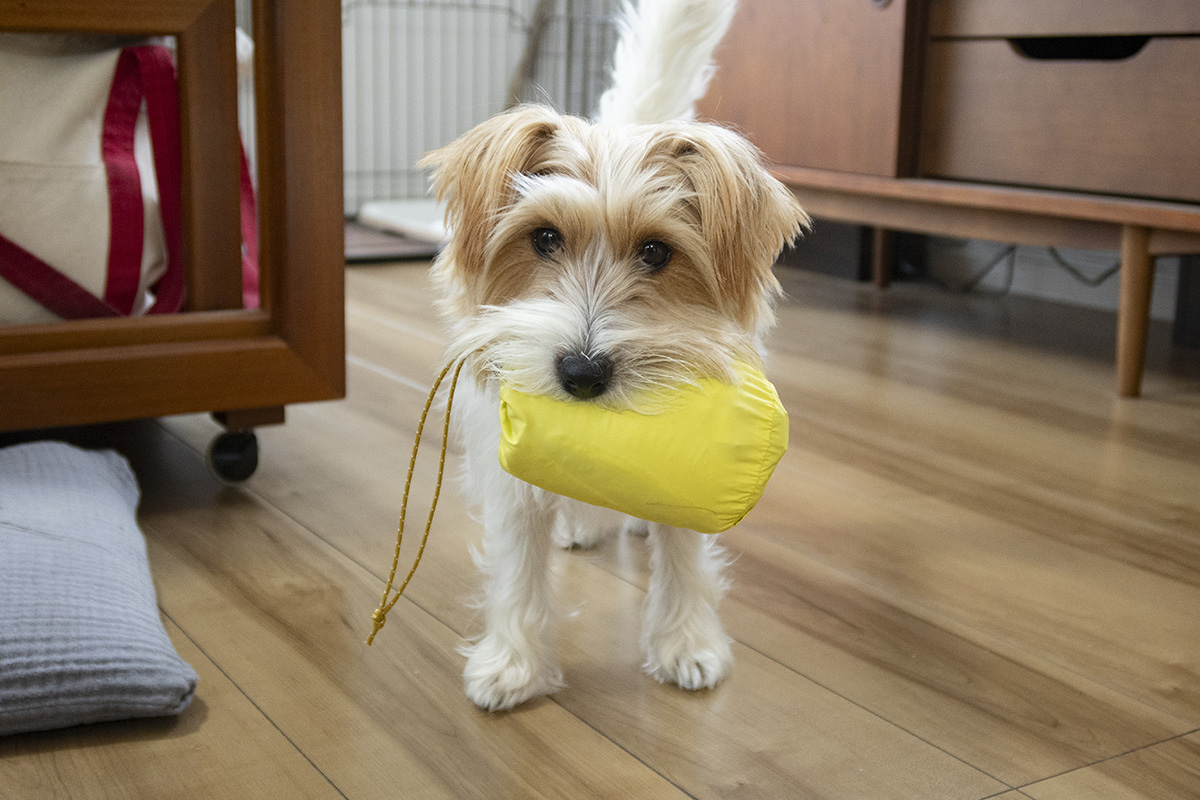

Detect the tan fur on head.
[
  {"left": 421, "top": 104, "right": 808, "bottom": 400},
  {"left": 637, "top": 121, "right": 810, "bottom": 331},
  {"left": 419, "top": 106, "right": 570, "bottom": 315}
]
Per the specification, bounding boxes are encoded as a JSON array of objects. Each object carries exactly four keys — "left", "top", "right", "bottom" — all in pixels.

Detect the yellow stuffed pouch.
[{"left": 498, "top": 363, "right": 788, "bottom": 533}]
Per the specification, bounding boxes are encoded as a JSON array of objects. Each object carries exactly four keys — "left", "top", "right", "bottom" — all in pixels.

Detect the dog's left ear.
[
  {"left": 420, "top": 106, "right": 564, "bottom": 305},
  {"left": 665, "top": 124, "right": 810, "bottom": 332}
]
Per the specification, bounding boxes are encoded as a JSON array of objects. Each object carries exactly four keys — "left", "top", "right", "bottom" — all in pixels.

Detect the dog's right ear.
[{"left": 420, "top": 106, "right": 562, "bottom": 294}]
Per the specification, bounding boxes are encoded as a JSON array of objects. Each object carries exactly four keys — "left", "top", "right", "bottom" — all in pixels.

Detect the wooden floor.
[{"left": 2, "top": 260, "right": 1199, "bottom": 799}]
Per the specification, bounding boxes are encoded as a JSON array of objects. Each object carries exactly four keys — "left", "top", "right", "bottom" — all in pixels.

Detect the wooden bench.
[{"left": 774, "top": 165, "right": 1200, "bottom": 397}]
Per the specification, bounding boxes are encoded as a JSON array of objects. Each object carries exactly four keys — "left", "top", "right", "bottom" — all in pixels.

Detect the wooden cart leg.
[
  {"left": 213, "top": 406, "right": 286, "bottom": 431},
  {"left": 1116, "top": 225, "right": 1154, "bottom": 398}
]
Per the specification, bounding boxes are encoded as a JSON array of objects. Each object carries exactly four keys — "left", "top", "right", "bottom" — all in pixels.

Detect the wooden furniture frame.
[
  {"left": 0, "top": 0, "right": 345, "bottom": 432},
  {"left": 777, "top": 166, "right": 1200, "bottom": 398},
  {"left": 700, "top": 0, "right": 1200, "bottom": 398}
]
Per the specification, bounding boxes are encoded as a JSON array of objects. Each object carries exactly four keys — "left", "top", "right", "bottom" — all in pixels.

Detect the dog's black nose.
[{"left": 557, "top": 353, "right": 613, "bottom": 399}]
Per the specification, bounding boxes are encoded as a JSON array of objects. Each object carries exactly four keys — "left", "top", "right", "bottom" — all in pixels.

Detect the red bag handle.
[
  {"left": 127, "top": 46, "right": 185, "bottom": 315},
  {"left": 99, "top": 47, "right": 146, "bottom": 315},
  {"left": 0, "top": 236, "right": 123, "bottom": 319},
  {"left": 239, "top": 140, "right": 260, "bottom": 310}
]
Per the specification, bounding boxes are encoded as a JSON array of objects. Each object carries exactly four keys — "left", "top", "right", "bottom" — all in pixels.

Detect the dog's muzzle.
[{"left": 556, "top": 353, "right": 613, "bottom": 399}]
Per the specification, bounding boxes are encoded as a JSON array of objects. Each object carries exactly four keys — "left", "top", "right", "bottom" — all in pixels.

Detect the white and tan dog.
[{"left": 421, "top": 0, "right": 807, "bottom": 711}]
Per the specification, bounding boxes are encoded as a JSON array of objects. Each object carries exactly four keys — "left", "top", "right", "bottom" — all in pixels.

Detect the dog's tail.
[{"left": 595, "top": 0, "right": 738, "bottom": 125}]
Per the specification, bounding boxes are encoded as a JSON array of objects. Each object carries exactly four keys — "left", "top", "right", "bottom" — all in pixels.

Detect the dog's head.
[{"left": 421, "top": 105, "right": 808, "bottom": 405}]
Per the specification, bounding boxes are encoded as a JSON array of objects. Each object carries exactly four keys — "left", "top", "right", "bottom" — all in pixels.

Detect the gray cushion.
[{"left": 0, "top": 441, "right": 196, "bottom": 736}]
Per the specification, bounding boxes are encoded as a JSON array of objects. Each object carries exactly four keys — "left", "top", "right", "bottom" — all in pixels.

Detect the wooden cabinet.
[
  {"left": 701, "top": 0, "right": 926, "bottom": 177},
  {"left": 698, "top": 0, "right": 1200, "bottom": 397},
  {"left": 0, "top": 1, "right": 345, "bottom": 434}
]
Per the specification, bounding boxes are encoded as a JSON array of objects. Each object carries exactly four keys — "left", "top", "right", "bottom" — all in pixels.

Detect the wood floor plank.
[
  {"left": 547, "top": 553, "right": 1006, "bottom": 799},
  {"left": 160, "top": 379, "right": 1005, "bottom": 799},
  {"left": 126, "top": 427, "right": 690, "bottom": 800},
  {"left": 0, "top": 618, "right": 342, "bottom": 800},
  {"left": 770, "top": 412, "right": 1200, "bottom": 589},
  {"left": 741, "top": 384, "right": 1200, "bottom": 723},
  {"left": 772, "top": 265, "right": 1200, "bottom": 409},
  {"left": 6, "top": 258, "right": 1197, "bottom": 798},
  {"left": 712, "top": 272, "right": 1200, "bottom": 731},
  {"left": 153, "top": 269, "right": 1182, "bottom": 790},
  {"left": 1021, "top": 733, "right": 1200, "bottom": 800},
  {"left": 767, "top": 350, "right": 1199, "bottom": 545},
  {"left": 718, "top": 532, "right": 1192, "bottom": 786},
  {"left": 342, "top": 263, "right": 1197, "bottom": 783},
  {"left": 332, "top": 264, "right": 1196, "bottom": 760},
  {"left": 533, "top": 467, "right": 1194, "bottom": 789}
]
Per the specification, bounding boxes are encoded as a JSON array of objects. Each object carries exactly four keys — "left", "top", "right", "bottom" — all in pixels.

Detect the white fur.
[
  {"left": 596, "top": 0, "right": 739, "bottom": 125},
  {"left": 455, "top": 382, "right": 567, "bottom": 710},
  {"left": 426, "top": 0, "right": 796, "bottom": 711}
]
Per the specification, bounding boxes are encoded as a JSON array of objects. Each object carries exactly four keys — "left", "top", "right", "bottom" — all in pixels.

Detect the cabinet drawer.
[
  {"left": 929, "top": 0, "right": 1200, "bottom": 38},
  {"left": 920, "top": 37, "right": 1200, "bottom": 203}
]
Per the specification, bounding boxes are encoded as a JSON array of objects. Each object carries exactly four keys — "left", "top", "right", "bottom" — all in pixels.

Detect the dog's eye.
[
  {"left": 638, "top": 240, "right": 672, "bottom": 272},
  {"left": 531, "top": 227, "right": 564, "bottom": 258}
]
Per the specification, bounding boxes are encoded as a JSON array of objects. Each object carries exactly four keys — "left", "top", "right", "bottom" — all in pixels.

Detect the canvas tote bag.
[{"left": 0, "top": 34, "right": 258, "bottom": 323}]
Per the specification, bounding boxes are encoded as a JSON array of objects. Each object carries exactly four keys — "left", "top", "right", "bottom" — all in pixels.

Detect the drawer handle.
[{"left": 1010, "top": 36, "right": 1149, "bottom": 62}]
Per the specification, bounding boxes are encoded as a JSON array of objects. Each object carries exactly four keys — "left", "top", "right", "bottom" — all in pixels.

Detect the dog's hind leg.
[
  {"left": 461, "top": 479, "right": 565, "bottom": 711},
  {"left": 642, "top": 524, "right": 734, "bottom": 690}
]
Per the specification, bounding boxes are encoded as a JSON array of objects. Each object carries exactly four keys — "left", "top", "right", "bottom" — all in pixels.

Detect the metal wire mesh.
[{"left": 341, "top": 0, "right": 621, "bottom": 213}]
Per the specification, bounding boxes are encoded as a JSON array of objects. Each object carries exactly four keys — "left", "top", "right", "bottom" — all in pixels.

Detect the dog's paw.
[
  {"left": 462, "top": 637, "right": 564, "bottom": 711},
  {"left": 553, "top": 504, "right": 621, "bottom": 550},
  {"left": 621, "top": 516, "right": 650, "bottom": 538},
  {"left": 644, "top": 627, "right": 733, "bottom": 691},
  {"left": 552, "top": 518, "right": 606, "bottom": 550}
]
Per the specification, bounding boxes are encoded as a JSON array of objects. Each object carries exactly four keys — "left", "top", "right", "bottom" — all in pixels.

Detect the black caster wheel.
[{"left": 207, "top": 431, "right": 259, "bottom": 484}]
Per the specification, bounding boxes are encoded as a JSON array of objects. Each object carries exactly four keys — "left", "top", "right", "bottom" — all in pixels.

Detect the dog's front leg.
[
  {"left": 461, "top": 478, "right": 564, "bottom": 711},
  {"left": 642, "top": 524, "right": 733, "bottom": 691}
]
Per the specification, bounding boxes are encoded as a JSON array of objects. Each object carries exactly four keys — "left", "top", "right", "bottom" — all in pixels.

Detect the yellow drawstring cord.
[{"left": 367, "top": 357, "right": 467, "bottom": 646}]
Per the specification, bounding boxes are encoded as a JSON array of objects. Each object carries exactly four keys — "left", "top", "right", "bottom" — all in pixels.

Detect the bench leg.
[
  {"left": 871, "top": 228, "right": 895, "bottom": 289},
  {"left": 1116, "top": 225, "right": 1154, "bottom": 398}
]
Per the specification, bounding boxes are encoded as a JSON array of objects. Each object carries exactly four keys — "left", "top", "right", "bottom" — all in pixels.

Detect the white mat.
[{"left": 356, "top": 198, "right": 447, "bottom": 245}]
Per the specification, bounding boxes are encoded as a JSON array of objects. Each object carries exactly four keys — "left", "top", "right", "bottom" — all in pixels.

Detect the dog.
[{"left": 419, "top": 0, "right": 808, "bottom": 711}]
